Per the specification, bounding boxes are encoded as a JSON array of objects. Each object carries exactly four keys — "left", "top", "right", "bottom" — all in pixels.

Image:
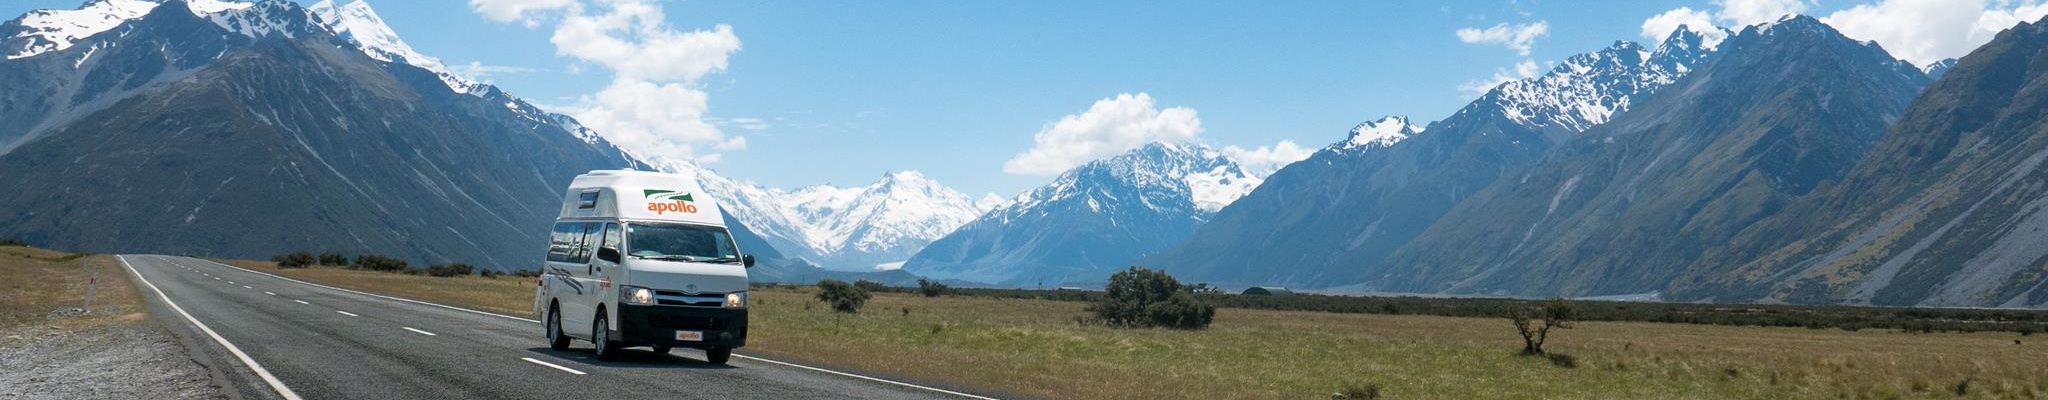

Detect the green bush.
[
  {"left": 916, "top": 278, "right": 948, "bottom": 297},
  {"left": 1333, "top": 382, "right": 1382, "bottom": 399},
  {"left": 511, "top": 269, "right": 541, "bottom": 278},
  {"left": 316, "top": 252, "right": 347, "bottom": 266},
  {"left": 351, "top": 254, "right": 408, "bottom": 272},
  {"left": 1088, "top": 266, "right": 1215, "bottom": 329},
  {"left": 426, "top": 263, "right": 474, "bottom": 277},
  {"left": 816, "top": 279, "right": 872, "bottom": 313},
  {"left": 0, "top": 238, "right": 27, "bottom": 247},
  {"left": 479, "top": 269, "right": 500, "bottom": 278},
  {"left": 854, "top": 279, "right": 887, "bottom": 293},
  {"left": 271, "top": 251, "right": 315, "bottom": 268}
]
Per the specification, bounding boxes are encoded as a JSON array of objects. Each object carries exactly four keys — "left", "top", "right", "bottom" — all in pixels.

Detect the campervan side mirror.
[
  {"left": 597, "top": 247, "right": 621, "bottom": 263},
  {"left": 742, "top": 254, "right": 756, "bottom": 268}
]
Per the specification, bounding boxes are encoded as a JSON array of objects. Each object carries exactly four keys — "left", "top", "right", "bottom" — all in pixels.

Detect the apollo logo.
[{"left": 643, "top": 189, "right": 700, "bottom": 215}]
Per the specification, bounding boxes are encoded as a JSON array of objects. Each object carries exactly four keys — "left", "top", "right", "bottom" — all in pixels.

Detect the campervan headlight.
[
  {"left": 723, "top": 291, "right": 748, "bottom": 309},
  {"left": 622, "top": 285, "right": 655, "bottom": 305}
]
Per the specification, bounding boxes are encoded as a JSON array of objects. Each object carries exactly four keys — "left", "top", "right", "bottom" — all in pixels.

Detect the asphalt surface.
[{"left": 117, "top": 255, "right": 992, "bottom": 400}]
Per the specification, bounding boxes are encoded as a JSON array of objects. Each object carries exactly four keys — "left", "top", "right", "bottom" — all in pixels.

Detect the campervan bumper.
[{"left": 612, "top": 304, "right": 748, "bottom": 348}]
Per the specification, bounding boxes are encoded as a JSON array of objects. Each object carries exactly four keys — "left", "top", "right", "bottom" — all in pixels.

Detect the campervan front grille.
[{"left": 652, "top": 290, "right": 726, "bottom": 307}]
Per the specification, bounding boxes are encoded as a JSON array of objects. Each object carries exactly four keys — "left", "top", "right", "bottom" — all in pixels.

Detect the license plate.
[{"left": 675, "top": 331, "right": 703, "bottom": 341}]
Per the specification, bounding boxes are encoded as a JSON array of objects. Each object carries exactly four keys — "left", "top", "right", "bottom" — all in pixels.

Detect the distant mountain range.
[
  {"left": 904, "top": 142, "right": 1262, "bottom": 287},
  {"left": 665, "top": 162, "right": 998, "bottom": 272}
]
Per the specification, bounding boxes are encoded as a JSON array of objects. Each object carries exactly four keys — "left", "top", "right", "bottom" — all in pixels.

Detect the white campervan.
[{"left": 533, "top": 170, "right": 755, "bottom": 363}]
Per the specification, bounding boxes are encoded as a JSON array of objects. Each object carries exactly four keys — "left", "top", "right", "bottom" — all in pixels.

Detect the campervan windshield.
[{"left": 627, "top": 222, "right": 742, "bottom": 264}]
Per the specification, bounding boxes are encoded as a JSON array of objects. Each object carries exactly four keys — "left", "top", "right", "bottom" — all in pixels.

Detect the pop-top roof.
[{"left": 558, "top": 170, "right": 725, "bottom": 226}]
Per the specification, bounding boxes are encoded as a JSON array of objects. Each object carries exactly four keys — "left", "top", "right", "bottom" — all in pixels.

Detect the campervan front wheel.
[
  {"left": 593, "top": 312, "right": 620, "bottom": 361},
  {"left": 706, "top": 347, "right": 732, "bottom": 365}
]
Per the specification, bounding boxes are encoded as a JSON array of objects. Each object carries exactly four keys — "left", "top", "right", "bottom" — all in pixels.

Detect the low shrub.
[
  {"left": 1332, "top": 382, "right": 1382, "bottom": 399},
  {"left": 511, "top": 269, "right": 541, "bottom": 278},
  {"left": 479, "top": 269, "right": 500, "bottom": 278},
  {"left": 426, "top": 263, "right": 474, "bottom": 277},
  {"left": 854, "top": 279, "right": 887, "bottom": 293},
  {"left": 816, "top": 279, "right": 872, "bottom": 313},
  {"left": 0, "top": 238, "right": 27, "bottom": 247},
  {"left": 316, "top": 252, "right": 347, "bottom": 266},
  {"left": 1088, "top": 266, "right": 1215, "bottom": 330},
  {"left": 352, "top": 254, "right": 408, "bottom": 272},
  {"left": 916, "top": 277, "right": 948, "bottom": 297},
  {"left": 271, "top": 251, "right": 315, "bottom": 268}
]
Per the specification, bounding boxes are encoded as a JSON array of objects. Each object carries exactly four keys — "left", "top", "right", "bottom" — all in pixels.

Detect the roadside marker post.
[{"left": 83, "top": 272, "right": 97, "bottom": 313}]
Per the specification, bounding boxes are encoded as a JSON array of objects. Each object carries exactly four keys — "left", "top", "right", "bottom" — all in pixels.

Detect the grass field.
[
  {"left": 0, "top": 247, "right": 146, "bottom": 341},
  {"left": 212, "top": 261, "right": 2048, "bottom": 399}
]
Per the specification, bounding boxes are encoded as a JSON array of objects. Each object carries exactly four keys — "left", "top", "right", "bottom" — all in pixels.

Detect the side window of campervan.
[
  {"left": 547, "top": 222, "right": 599, "bottom": 270},
  {"left": 598, "top": 223, "right": 623, "bottom": 263}
]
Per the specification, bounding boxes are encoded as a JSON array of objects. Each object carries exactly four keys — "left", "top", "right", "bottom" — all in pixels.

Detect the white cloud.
[
  {"left": 1223, "top": 140, "right": 1315, "bottom": 174},
  {"left": 447, "top": 61, "right": 535, "bottom": 81},
  {"left": 1716, "top": 0, "right": 1810, "bottom": 26},
  {"left": 468, "top": 0, "right": 575, "bottom": 27},
  {"left": 1825, "top": 0, "right": 2048, "bottom": 66},
  {"left": 1455, "top": 21, "right": 1550, "bottom": 56},
  {"left": 726, "top": 117, "right": 769, "bottom": 131},
  {"left": 572, "top": 79, "right": 722, "bottom": 159},
  {"left": 1641, "top": 7, "right": 1717, "bottom": 41},
  {"left": 550, "top": 3, "right": 740, "bottom": 83},
  {"left": 1002, "top": 93, "right": 1203, "bottom": 175},
  {"left": 1458, "top": 59, "right": 1543, "bottom": 97},
  {"left": 470, "top": 0, "right": 746, "bottom": 164}
]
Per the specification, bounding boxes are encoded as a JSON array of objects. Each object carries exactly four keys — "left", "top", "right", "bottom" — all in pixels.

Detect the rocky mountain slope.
[
  {"left": 1378, "top": 16, "right": 1931, "bottom": 297},
  {"left": 1146, "top": 25, "right": 1729, "bottom": 288},
  {"left": 0, "top": 0, "right": 806, "bottom": 269},
  {"left": 1672, "top": 17, "right": 2048, "bottom": 307}
]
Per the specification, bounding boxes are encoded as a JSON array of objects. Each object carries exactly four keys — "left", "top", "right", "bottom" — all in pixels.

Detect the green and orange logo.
[{"left": 643, "top": 189, "right": 700, "bottom": 215}]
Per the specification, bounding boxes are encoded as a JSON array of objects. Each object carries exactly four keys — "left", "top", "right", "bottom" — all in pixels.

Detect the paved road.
[{"left": 117, "top": 255, "right": 994, "bottom": 400}]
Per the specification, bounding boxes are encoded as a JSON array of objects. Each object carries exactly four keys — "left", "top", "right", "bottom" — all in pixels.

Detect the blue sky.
[{"left": 5, "top": 0, "right": 2039, "bottom": 197}]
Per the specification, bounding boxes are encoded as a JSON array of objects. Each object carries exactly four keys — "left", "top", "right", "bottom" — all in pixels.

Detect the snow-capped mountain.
[
  {"left": 659, "top": 161, "right": 991, "bottom": 271},
  {"left": 1482, "top": 24, "right": 1729, "bottom": 139},
  {"left": 1147, "top": 24, "right": 1729, "bottom": 289},
  {"left": 2, "top": 0, "right": 320, "bottom": 61},
  {"left": 904, "top": 142, "right": 1261, "bottom": 286},
  {"left": 1921, "top": 57, "right": 1959, "bottom": 79},
  {"left": 309, "top": 0, "right": 484, "bottom": 95},
  {"left": 1337, "top": 115, "right": 1425, "bottom": 152}
]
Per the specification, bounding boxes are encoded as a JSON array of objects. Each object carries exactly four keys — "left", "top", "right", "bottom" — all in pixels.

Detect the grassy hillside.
[{"left": 216, "top": 259, "right": 2048, "bottom": 399}]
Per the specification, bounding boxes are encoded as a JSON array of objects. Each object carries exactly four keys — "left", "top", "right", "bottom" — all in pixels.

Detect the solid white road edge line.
[
  {"left": 187, "top": 257, "right": 999, "bottom": 400},
  {"left": 520, "top": 357, "right": 587, "bottom": 375},
  {"left": 336, "top": 311, "right": 359, "bottom": 317},
  {"left": 264, "top": 292, "right": 276, "bottom": 296},
  {"left": 294, "top": 300, "right": 310, "bottom": 305},
  {"left": 242, "top": 285, "right": 252, "bottom": 289},
  {"left": 119, "top": 256, "right": 305, "bottom": 400},
  {"left": 402, "top": 327, "right": 437, "bottom": 336}
]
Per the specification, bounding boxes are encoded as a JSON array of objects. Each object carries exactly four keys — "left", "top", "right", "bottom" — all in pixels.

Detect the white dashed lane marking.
[{"left": 521, "top": 358, "right": 586, "bottom": 375}]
